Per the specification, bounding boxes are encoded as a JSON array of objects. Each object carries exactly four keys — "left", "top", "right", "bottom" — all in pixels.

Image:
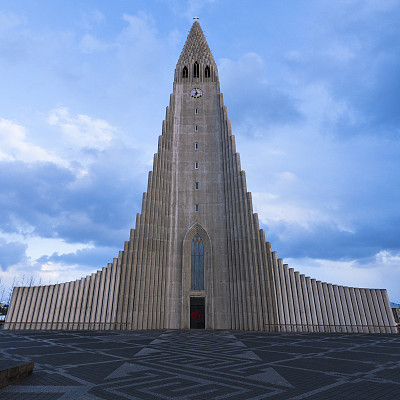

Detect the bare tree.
[
  {"left": 0, "top": 278, "right": 6, "bottom": 304},
  {"left": 7, "top": 277, "right": 17, "bottom": 305},
  {"left": 0, "top": 274, "right": 40, "bottom": 306}
]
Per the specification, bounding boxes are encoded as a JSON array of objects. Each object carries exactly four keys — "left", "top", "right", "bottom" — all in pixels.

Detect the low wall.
[{"left": 0, "top": 361, "right": 34, "bottom": 389}]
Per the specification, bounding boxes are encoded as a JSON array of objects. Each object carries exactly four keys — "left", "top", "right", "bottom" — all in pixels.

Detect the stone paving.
[{"left": 0, "top": 330, "right": 399, "bottom": 399}]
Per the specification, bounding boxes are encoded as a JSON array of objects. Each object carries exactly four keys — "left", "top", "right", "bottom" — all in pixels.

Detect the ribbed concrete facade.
[{"left": 5, "top": 22, "right": 397, "bottom": 333}]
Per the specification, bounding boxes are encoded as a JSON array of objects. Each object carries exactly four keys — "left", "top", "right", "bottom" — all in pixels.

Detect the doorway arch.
[{"left": 182, "top": 223, "right": 213, "bottom": 329}]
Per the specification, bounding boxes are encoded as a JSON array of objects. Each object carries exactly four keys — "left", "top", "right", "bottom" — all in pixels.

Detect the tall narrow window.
[
  {"left": 195, "top": 125, "right": 198, "bottom": 131},
  {"left": 195, "top": 162, "right": 199, "bottom": 169},
  {"left": 195, "top": 181, "right": 199, "bottom": 189},
  {"left": 191, "top": 234, "right": 204, "bottom": 290},
  {"left": 182, "top": 66, "right": 188, "bottom": 78},
  {"left": 195, "top": 108, "right": 199, "bottom": 114},
  {"left": 193, "top": 62, "right": 199, "bottom": 78},
  {"left": 205, "top": 65, "right": 210, "bottom": 78},
  {"left": 195, "top": 204, "right": 199, "bottom": 212},
  {"left": 195, "top": 142, "right": 199, "bottom": 150}
]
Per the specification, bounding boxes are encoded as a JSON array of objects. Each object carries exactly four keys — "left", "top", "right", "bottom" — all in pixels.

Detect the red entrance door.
[{"left": 190, "top": 297, "right": 205, "bottom": 329}]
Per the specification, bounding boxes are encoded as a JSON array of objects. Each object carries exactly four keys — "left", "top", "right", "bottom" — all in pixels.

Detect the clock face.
[{"left": 190, "top": 88, "right": 203, "bottom": 98}]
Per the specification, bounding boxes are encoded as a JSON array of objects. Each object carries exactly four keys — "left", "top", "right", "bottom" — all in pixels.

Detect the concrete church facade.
[{"left": 5, "top": 22, "right": 397, "bottom": 333}]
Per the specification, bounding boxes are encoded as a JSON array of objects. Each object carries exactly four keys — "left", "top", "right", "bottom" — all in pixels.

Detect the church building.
[{"left": 5, "top": 22, "right": 397, "bottom": 333}]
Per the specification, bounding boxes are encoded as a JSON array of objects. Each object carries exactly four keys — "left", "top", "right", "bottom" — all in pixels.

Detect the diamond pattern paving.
[{"left": 0, "top": 330, "right": 399, "bottom": 399}]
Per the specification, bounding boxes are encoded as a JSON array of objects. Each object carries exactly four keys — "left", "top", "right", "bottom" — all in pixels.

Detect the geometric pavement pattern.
[{"left": 0, "top": 330, "right": 399, "bottom": 399}]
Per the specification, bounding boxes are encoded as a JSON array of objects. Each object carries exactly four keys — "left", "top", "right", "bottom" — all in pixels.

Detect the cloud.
[
  {"left": 296, "top": 83, "right": 358, "bottom": 130},
  {"left": 245, "top": 122, "right": 400, "bottom": 263},
  {"left": 219, "top": 53, "right": 302, "bottom": 134},
  {"left": 323, "top": 42, "right": 358, "bottom": 64},
  {"left": 37, "top": 246, "right": 117, "bottom": 269},
  {"left": 282, "top": 0, "right": 400, "bottom": 135},
  {"left": 115, "top": 12, "right": 180, "bottom": 88},
  {"left": 0, "top": 11, "right": 25, "bottom": 31},
  {"left": 0, "top": 161, "right": 74, "bottom": 234},
  {"left": 227, "top": 2, "right": 400, "bottom": 269},
  {"left": 79, "top": 10, "right": 105, "bottom": 31},
  {"left": 0, "top": 255, "right": 107, "bottom": 299},
  {"left": 0, "top": 118, "right": 64, "bottom": 164},
  {"left": 253, "top": 193, "right": 347, "bottom": 233},
  {"left": 25, "top": 246, "right": 117, "bottom": 289},
  {"left": 260, "top": 206, "right": 400, "bottom": 262},
  {"left": 0, "top": 231, "right": 107, "bottom": 294},
  {"left": 0, "top": 134, "right": 145, "bottom": 246},
  {"left": 185, "top": 0, "right": 219, "bottom": 18},
  {"left": 79, "top": 34, "right": 110, "bottom": 53},
  {"left": 0, "top": 238, "right": 27, "bottom": 270},
  {"left": 0, "top": 11, "right": 36, "bottom": 65},
  {"left": 276, "top": 171, "right": 297, "bottom": 182},
  {"left": 220, "top": 52, "right": 265, "bottom": 81},
  {"left": 48, "top": 107, "right": 116, "bottom": 151},
  {"left": 21, "top": 236, "right": 92, "bottom": 261},
  {"left": 165, "top": 0, "right": 219, "bottom": 19},
  {"left": 324, "top": 0, "right": 400, "bottom": 18},
  {"left": 287, "top": 249, "right": 400, "bottom": 302}
]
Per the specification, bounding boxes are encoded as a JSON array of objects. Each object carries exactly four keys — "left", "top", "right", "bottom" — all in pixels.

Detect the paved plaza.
[{"left": 0, "top": 330, "right": 399, "bottom": 399}]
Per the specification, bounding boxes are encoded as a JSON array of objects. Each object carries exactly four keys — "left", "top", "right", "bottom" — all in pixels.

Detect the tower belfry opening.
[
  {"left": 4, "top": 21, "right": 397, "bottom": 334},
  {"left": 193, "top": 61, "right": 199, "bottom": 78}
]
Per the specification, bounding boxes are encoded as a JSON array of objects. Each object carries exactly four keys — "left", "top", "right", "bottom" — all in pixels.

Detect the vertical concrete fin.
[
  {"left": 294, "top": 272, "right": 306, "bottom": 332},
  {"left": 311, "top": 279, "right": 323, "bottom": 329},
  {"left": 339, "top": 286, "right": 352, "bottom": 333},
  {"left": 20, "top": 287, "right": 33, "bottom": 329},
  {"left": 301, "top": 275, "right": 313, "bottom": 331},
  {"left": 332, "top": 285, "right": 345, "bottom": 333},
  {"left": 379, "top": 289, "right": 397, "bottom": 333},
  {"left": 272, "top": 254, "right": 285, "bottom": 331},
  {"left": 277, "top": 260, "right": 290, "bottom": 331},
  {"left": 305, "top": 277, "right": 318, "bottom": 331},
  {"left": 4, "top": 287, "right": 20, "bottom": 329},
  {"left": 365, "top": 288, "right": 380, "bottom": 333},
  {"left": 14, "top": 287, "right": 27, "bottom": 329},
  {"left": 69, "top": 280, "right": 80, "bottom": 330},
  {"left": 42, "top": 286, "right": 54, "bottom": 329}
]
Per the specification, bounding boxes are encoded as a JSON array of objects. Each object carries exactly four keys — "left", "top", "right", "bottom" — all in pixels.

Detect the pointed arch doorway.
[{"left": 182, "top": 223, "right": 213, "bottom": 329}]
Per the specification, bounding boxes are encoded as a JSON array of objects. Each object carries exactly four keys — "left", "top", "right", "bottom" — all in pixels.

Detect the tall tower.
[
  {"left": 115, "top": 21, "right": 279, "bottom": 330},
  {"left": 5, "top": 22, "right": 397, "bottom": 333}
]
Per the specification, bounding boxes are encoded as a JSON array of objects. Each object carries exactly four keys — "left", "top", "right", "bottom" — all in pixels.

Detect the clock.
[{"left": 190, "top": 88, "right": 203, "bottom": 98}]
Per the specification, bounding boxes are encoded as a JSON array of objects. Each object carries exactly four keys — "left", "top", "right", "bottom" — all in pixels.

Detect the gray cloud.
[
  {"left": 263, "top": 216, "right": 400, "bottom": 262},
  {"left": 219, "top": 54, "right": 303, "bottom": 134},
  {"left": 0, "top": 140, "right": 146, "bottom": 247},
  {"left": 0, "top": 238, "right": 27, "bottom": 270},
  {"left": 37, "top": 246, "right": 117, "bottom": 269}
]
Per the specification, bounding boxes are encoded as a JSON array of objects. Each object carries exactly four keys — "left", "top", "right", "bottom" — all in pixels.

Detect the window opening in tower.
[{"left": 193, "top": 62, "right": 199, "bottom": 78}]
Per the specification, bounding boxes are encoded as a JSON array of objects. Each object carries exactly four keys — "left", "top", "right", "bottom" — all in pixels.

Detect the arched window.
[
  {"left": 193, "top": 62, "right": 199, "bottom": 78},
  {"left": 191, "top": 234, "right": 204, "bottom": 290},
  {"left": 182, "top": 66, "right": 188, "bottom": 78},
  {"left": 205, "top": 65, "right": 210, "bottom": 78}
]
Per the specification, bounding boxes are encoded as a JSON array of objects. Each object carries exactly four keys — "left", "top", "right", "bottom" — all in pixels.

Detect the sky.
[{"left": 0, "top": 0, "right": 399, "bottom": 304}]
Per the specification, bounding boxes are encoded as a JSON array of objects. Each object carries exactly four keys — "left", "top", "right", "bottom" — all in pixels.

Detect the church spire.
[{"left": 175, "top": 21, "right": 218, "bottom": 83}]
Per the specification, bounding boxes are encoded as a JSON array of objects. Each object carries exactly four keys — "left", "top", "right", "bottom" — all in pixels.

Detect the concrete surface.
[{"left": 0, "top": 329, "right": 399, "bottom": 399}]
